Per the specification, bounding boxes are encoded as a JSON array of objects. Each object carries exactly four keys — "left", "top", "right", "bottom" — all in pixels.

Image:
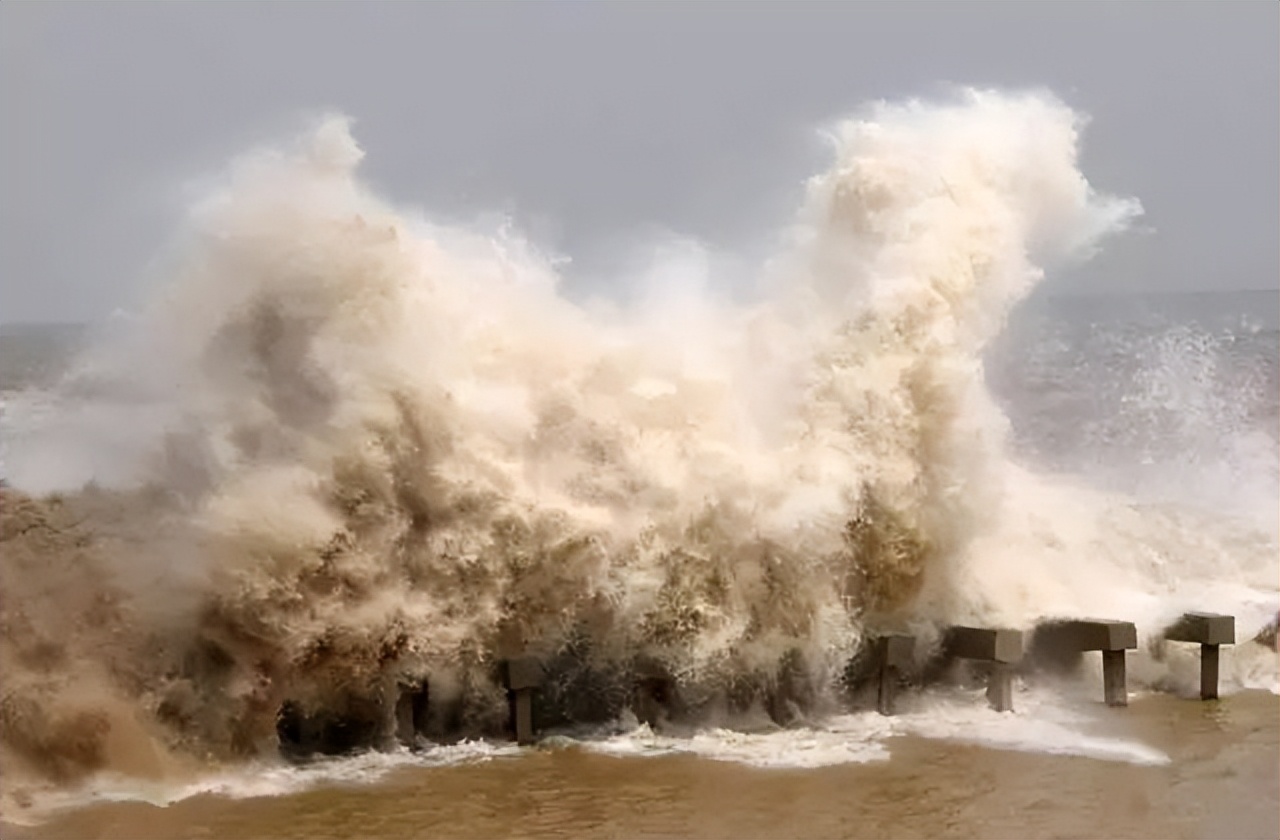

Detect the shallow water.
[{"left": 10, "top": 691, "right": 1277, "bottom": 840}]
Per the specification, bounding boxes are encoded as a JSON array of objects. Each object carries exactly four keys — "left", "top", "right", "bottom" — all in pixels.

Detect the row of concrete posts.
[
  {"left": 389, "top": 611, "right": 1237, "bottom": 748},
  {"left": 876, "top": 611, "right": 1236, "bottom": 714}
]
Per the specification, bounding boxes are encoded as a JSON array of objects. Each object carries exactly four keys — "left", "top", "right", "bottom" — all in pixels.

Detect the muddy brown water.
[{"left": 6, "top": 692, "right": 1277, "bottom": 840}]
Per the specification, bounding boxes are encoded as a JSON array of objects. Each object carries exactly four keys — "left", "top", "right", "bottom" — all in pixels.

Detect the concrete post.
[
  {"left": 394, "top": 680, "right": 429, "bottom": 747},
  {"left": 513, "top": 690, "right": 534, "bottom": 745},
  {"left": 1102, "top": 650, "right": 1127, "bottom": 707},
  {"left": 875, "top": 634, "right": 915, "bottom": 716},
  {"left": 877, "top": 661, "right": 897, "bottom": 716},
  {"left": 395, "top": 691, "right": 415, "bottom": 746},
  {"left": 1163, "top": 613, "right": 1233, "bottom": 701},
  {"left": 1200, "top": 643, "right": 1220, "bottom": 701},
  {"left": 986, "top": 663, "right": 1014, "bottom": 712},
  {"left": 632, "top": 656, "right": 679, "bottom": 727},
  {"left": 502, "top": 657, "right": 543, "bottom": 745}
]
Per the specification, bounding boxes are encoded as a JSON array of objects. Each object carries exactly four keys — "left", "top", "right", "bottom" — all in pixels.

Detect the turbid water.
[{"left": 7, "top": 692, "right": 1278, "bottom": 839}]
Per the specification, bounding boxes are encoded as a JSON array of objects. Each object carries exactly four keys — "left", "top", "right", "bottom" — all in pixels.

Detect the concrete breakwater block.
[
  {"left": 943, "top": 626, "right": 1024, "bottom": 664},
  {"left": 1164, "top": 612, "right": 1234, "bottom": 646},
  {"left": 1033, "top": 619, "right": 1138, "bottom": 654},
  {"left": 942, "top": 627, "right": 1024, "bottom": 712},
  {"left": 1029, "top": 618, "right": 1137, "bottom": 707},
  {"left": 1163, "top": 612, "right": 1235, "bottom": 700}
]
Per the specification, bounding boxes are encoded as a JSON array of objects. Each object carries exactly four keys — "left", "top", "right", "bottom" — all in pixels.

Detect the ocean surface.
[{"left": 1, "top": 92, "right": 1277, "bottom": 838}]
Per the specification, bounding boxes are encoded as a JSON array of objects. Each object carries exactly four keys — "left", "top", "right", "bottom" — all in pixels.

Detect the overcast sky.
[{"left": 1, "top": 2, "right": 1276, "bottom": 324}]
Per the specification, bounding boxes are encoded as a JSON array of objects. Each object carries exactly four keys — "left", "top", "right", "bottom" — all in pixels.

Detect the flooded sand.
[{"left": 12, "top": 691, "right": 1277, "bottom": 840}]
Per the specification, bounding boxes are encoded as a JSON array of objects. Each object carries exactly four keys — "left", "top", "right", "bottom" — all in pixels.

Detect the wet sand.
[{"left": 8, "top": 691, "right": 1277, "bottom": 840}]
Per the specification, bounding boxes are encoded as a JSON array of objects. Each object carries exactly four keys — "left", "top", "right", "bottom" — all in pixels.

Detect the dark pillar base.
[
  {"left": 1200, "top": 643, "right": 1220, "bottom": 700},
  {"left": 1102, "top": 650, "right": 1127, "bottom": 707},
  {"left": 874, "top": 634, "right": 914, "bottom": 716},
  {"left": 394, "top": 680, "right": 429, "bottom": 747},
  {"left": 877, "top": 663, "right": 898, "bottom": 716},
  {"left": 1163, "top": 613, "right": 1233, "bottom": 701},
  {"left": 512, "top": 688, "right": 534, "bottom": 745},
  {"left": 502, "top": 657, "right": 543, "bottom": 745},
  {"left": 986, "top": 663, "right": 1014, "bottom": 712}
]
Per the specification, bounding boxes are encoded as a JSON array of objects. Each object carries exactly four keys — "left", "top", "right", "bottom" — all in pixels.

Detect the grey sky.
[{"left": 1, "top": 2, "right": 1276, "bottom": 325}]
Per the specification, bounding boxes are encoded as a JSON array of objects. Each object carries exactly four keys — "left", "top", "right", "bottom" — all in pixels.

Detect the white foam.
[
  {"left": 571, "top": 685, "right": 1167, "bottom": 770},
  {"left": 888, "top": 687, "right": 1170, "bottom": 766},
  {"left": 22, "top": 739, "right": 521, "bottom": 818},
  {"left": 576, "top": 717, "right": 894, "bottom": 768},
  {"left": 6, "top": 679, "right": 1206, "bottom": 831}
]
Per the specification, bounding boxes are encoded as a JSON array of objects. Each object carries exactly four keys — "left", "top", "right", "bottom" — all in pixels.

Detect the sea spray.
[{"left": 1, "top": 89, "right": 1274, "bottom": 799}]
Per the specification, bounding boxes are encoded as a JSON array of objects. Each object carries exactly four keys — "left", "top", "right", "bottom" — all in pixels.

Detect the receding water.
[{"left": 8, "top": 692, "right": 1277, "bottom": 840}]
